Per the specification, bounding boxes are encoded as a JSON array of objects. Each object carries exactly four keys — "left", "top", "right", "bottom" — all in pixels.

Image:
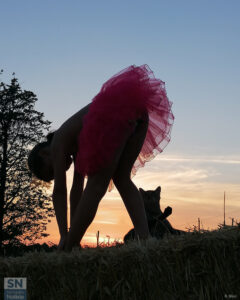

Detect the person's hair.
[{"left": 28, "top": 132, "right": 55, "bottom": 182}]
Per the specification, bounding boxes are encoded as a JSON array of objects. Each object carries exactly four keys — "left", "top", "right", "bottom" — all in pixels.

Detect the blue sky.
[
  {"left": 1, "top": 0, "right": 239, "bottom": 157},
  {"left": 1, "top": 0, "right": 239, "bottom": 241}
]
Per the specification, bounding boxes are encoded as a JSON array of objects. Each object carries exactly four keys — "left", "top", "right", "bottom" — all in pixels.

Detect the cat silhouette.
[{"left": 124, "top": 186, "right": 186, "bottom": 242}]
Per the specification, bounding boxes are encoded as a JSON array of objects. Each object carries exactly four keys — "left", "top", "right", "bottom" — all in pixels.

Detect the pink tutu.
[{"left": 75, "top": 65, "right": 174, "bottom": 190}]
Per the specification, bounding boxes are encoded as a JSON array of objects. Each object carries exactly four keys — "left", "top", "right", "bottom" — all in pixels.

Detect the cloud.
[
  {"left": 94, "top": 220, "right": 117, "bottom": 225},
  {"left": 154, "top": 154, "right": 240, "bottom": 165},
  {"left": 164, "top": 168, "right": 211, "bottom": 181}
]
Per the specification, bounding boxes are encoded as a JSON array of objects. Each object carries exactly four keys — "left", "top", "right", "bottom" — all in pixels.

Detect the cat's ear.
[
  {"left": 155, "top": 186, "right": 161, "bottom": 194},
  {"left": 46, "top": 131, "right": 55, "bottom": 143}
]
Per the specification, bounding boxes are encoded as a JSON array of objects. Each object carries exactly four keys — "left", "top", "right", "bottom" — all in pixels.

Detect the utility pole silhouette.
[
  {"left": 106, "top": 235, "right": 110, "bottom": 246},
  {"left": 96, "top": 231, "right": 100, "bottom": 247},
  {"left": 224, "top": 191, "right": 226, "bottom": 226}
]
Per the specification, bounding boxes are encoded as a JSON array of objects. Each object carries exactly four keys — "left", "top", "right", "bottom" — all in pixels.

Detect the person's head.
[{"left": 28, "top": 132, "right": 55, "bottom": 182}]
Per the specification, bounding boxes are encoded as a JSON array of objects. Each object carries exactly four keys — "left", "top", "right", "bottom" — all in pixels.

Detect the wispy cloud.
[
  {"left": 154, "top": 154, "right": 240, "bottom": 165},
  {"left": 94, "top": 220, "right": 117, "bottom": 225}
]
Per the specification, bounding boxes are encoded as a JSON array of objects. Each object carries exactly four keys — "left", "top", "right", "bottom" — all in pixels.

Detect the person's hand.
[{"left": 57, "top": 235, "right": 68, "bottom": 252}]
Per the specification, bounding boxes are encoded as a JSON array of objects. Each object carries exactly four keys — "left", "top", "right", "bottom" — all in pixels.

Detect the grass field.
[{"left": 0, "top": 225, "right": 239, "bottom": 300}]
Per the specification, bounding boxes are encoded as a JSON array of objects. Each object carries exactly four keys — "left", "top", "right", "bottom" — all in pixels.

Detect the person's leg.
[
  {"left": 64, "top": 123, "right": 139, "bottom": 251},
  {"left": 65, "top": 176, "right": 109, "bottom": 251},
  {"left": 116, "top": 179, "right": 150, "bottom": 240},
  {"left": 113, "top": 115, "right": 150, "bottom": 240}
]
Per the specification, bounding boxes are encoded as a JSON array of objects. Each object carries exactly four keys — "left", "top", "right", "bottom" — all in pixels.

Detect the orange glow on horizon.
[{"left": 35, "top": 154, "right": 240, "bottom": 247}]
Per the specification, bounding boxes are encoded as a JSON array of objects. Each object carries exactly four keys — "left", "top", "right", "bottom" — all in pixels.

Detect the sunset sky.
[{"left": 1, "top": 1, "right": 240, "bottom": 246}]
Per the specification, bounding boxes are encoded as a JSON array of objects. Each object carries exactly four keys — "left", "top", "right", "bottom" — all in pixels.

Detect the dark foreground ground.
[{"left": 0, "top": 225, "right": 240, "bottom": 300}]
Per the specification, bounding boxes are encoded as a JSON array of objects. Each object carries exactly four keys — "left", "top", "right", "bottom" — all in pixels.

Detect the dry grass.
[{"left": 0, "top": 225, "right": 240, "bottom": 300}]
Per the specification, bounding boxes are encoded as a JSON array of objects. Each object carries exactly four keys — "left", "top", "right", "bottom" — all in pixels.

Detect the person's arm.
[
  {"left": 52, "top": 152, "right": 68, "bottom": 238},
  {"left": 53, "top": 187, "right": 68, "bottom": 237},
  {"left": 70, "top": 168, "right": 84, "bottom": 228}
]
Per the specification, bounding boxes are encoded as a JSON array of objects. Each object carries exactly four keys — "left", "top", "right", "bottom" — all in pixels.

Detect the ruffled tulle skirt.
[{"left": 75, "top": 65, "right": 174, "bottom": 191}]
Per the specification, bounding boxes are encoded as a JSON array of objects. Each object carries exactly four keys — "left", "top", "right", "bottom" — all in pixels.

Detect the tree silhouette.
[{"left": 0, "top": 72, "right": 54, "bottom": 252}]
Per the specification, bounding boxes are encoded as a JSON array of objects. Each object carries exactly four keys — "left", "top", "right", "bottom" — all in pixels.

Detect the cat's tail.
[{"left": 159, "top": 206, "right": 172, "bottom": 220}]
